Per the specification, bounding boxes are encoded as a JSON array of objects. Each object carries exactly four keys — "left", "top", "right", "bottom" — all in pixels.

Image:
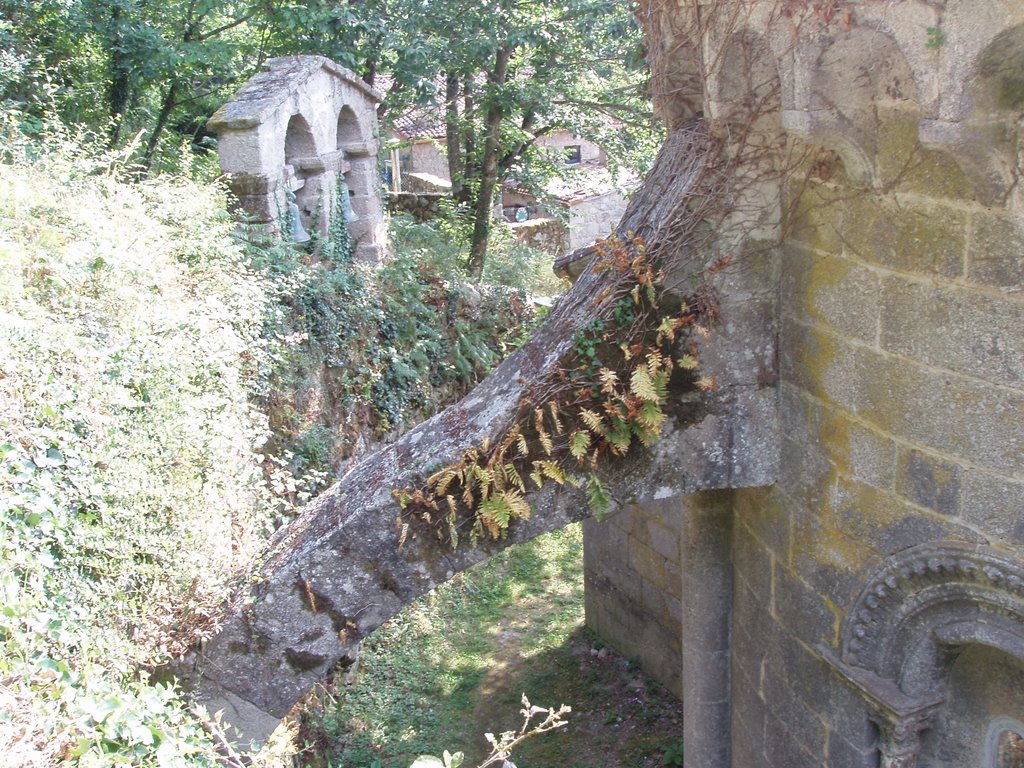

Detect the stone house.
[
  {"left": 384, "top": 100, "right": 632, "bottom": 255},
  {"left": 189, "top": 5, "right": 1024, "bottom": 768},
  {"left": 501, "top": 161, "right": 635, "bottom": 253}
]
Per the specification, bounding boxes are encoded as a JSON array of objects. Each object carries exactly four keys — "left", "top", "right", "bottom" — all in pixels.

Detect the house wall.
[
  {"left": 406, "top": 140, "right": 449, "bottom": 181},
  {"left": 537, "top": 130, "right": 605, "bottom": 165},
  {"left": 585, "top": 4, "right": 1024, "bottom": 767},
  {"left": 567, "top": 190, "right": 628, "bottom": 252}
]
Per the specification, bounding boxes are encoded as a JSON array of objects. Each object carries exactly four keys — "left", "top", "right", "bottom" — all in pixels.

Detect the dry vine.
[{"left": 391, "top": 0, "right": 828, "bottom": 547}]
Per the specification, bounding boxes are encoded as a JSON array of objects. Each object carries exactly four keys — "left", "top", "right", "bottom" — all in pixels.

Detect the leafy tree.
[
  {"left": 2, "top": 0, "right": 657, "bottom": 248},
  {"left": 342, "top": 0, "right": 658, "bottom": 278},
  {"left": 1, "top": 0, "right": 271, "bottom": 169}
]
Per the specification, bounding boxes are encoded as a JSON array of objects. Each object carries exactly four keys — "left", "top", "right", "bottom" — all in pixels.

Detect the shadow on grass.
[{"left": 298, "top": 525, "right": 684, "bottom": 768}]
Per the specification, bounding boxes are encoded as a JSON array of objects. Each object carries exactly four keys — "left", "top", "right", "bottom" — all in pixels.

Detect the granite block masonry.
[{"left": 584, "top": 3, "right": 1024, "bottom": 767}]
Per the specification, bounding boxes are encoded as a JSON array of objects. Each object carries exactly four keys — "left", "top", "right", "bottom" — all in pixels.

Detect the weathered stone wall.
[
  {"left": 508, "top": 217, "right": 568, "bottom": 256},
  {"left": 209, "top": 56, "right": 387, "bottom": 261},
  {"left": 731, "top": 118, "right": 1024, "bottom": 767},
  {"left": 586, "top": 3, "right": 1024, "bottom": 767},
  {"left": 567, "top": 190, "right": 629, "bottom": 252},
  {"left": 583, "top": 499, "right": 684, "bottom": 695},
  {"left": 387, "top": 191, "right": 444, "bottom": 221}
]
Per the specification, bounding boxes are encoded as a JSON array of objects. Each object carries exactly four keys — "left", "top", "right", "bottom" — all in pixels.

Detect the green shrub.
[
  {"left": 389, "top": 210, "right": 569, "bottom": 298},
  {"left": 0, "top": 108, "right": 544, "bottom": 766},
  {"left": 250, "top": 214, "right": 538, "bottom": 487},
  {"left": 0, "top": 115, "right": 284, "bottom": 765}
]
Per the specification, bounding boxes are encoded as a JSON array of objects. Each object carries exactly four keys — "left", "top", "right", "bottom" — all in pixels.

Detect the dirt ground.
[{"left": 464, "top": 624, "right": 685, "bottom": 768}]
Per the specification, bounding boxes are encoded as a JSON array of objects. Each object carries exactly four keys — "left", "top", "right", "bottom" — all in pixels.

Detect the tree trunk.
[
  {"left": 142, "top": 81, "right": 178, "bottom": 171},
  {"left": 466, "top": 46, "right": 513, "bottom": 280},
  {"left": 445, "top": 71, "right": 463, "bottom": 198},
  {"left": 458, "top": 79, "right": 476, "bottom": 205},
  {"left": 141, "top": 2, "right": 199, "bottom": 170},
  {"left": 107, "top": 5, "right": 132, "bottom": 146}
]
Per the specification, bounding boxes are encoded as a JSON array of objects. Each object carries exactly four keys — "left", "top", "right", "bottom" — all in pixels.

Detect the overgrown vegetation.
[
  {"left": 0, "top": 113, "right": 541, "bottom": 765},
  {"left": 0, "top": 117, "right": 278, "bottom": 766},
  {"left": 251, "top": 208, "right": 543, "bottom": 503},
  {"left": 0, "top": 0, "right": 671, "bottom": 762}
]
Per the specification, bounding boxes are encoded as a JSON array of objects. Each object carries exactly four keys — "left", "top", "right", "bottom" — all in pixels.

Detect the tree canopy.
[
  {"left": 348, "top": 0, "right": 658, "bottom": 275},
  {"left": 1, "top": 0, "right": 659, "bottom": 269}
]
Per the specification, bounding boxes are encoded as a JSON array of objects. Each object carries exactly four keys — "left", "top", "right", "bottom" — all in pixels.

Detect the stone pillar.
[
  {"left": 340, "top": 142, "right": 386, "bottom": 262},
  {"left": 225, "top": 172, "right": 283, "bottom": 229},
  {"left": 680, "top": 491, "right": 734, "bottom": 768}
]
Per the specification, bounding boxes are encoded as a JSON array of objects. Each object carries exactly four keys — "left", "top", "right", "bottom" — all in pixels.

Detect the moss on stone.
[
  {"left": 875, "top": 113, "right": 975, "bottom": 201},
  {"left": 840, "top": 194, "right": 965, "bottom": 278},
  {"left": 977, "top": 26, "right": 1024, "bottom": 111}
]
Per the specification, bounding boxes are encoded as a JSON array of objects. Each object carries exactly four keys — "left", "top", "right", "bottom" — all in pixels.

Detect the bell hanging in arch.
[
  {"left": 288, "top": 200, "right": 311, "bottom": 244},
  {"left": 340, "top": 182, "right": 359, "bottom": 223}
]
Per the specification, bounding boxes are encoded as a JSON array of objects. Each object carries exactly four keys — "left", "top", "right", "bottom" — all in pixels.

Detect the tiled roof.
[{"left": 376, "top": 74, "right": 448, "bottom": 139}]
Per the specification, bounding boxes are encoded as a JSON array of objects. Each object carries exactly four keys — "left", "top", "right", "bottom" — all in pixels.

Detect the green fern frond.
[
  {"left": 479, "top": 496, "right": 511, "bottom": 539},
  {"left": 503, "top": 462, "right": 525, "bottom": 491},
  {"left": 569, "top": 430, "right": 592, "bottom": 460},
  {"left": 606, "top": 422, "right": 632, "bottom": 454},
  {"left": 586, "top": 474, "right": 611, "bottom": 520},
  {"left": 637, "top": 400, "right": 666, "bottom": 431},
  {"left": 677, "top": 354, "right": 699, "bottom": 370},
  {"left": 447, "top": 509, "right": 459, "bottom": 549},
  {"left": 502, "top": 489, "right": 531, "bottom": 521}
]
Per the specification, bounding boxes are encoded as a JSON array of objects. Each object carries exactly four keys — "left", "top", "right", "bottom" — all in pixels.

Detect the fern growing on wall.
[{"left": 394, "top": 234, "right": 720, "bottom": 546}]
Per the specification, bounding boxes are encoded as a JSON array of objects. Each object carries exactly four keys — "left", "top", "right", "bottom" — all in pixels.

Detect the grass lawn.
[{"left": 298, "top": 524, "right": 685, "bottom": 768}]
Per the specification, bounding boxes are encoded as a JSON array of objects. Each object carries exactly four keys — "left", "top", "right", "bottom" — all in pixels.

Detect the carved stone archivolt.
[{"left": 824, "top": 542, "right": 1024, "bottom": 768}]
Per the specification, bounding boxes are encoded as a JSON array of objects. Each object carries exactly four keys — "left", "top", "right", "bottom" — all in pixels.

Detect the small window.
[{"left": 564, "top": 145, "right": 582, "bottom": 165}]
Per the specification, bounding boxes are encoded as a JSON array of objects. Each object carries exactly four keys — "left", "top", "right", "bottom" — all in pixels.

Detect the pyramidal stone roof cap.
[{"left": 208, "top": 55, "right": 382, "bottom": 133}]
